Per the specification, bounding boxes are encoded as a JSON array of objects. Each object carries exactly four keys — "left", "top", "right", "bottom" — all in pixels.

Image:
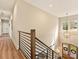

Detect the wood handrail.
[
  {"left": 62, "top": 43, "right": 78, "bottom": 48},
  {"left": 35, "top": 37, "right": 58, "bottom": 54},
  {"left": 18, "top": 31, "right": 31, "bottom": 35}
]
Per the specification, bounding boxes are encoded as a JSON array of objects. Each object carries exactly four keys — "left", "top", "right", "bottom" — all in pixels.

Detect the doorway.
[{"left": 1, "top": 20, "right": 10, "bottom": 36}]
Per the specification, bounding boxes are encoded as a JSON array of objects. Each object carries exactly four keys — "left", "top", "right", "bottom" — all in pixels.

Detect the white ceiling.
[
  {"left": 0, "top": 0, "right": 15, "bottom": 12},
  {"left": 24, "top": 0, "right": 78, "bottom": 17},
  {"left": 0, "top": 0, "right": 16, "bottom": 18},
  {"left": 0, "top": 0, "right": 78, "bottom": 17}
]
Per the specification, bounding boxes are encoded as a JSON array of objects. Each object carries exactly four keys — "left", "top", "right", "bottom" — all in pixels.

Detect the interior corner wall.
[{"left": 13, "top": 0, "right": 58, "bottom": 49}]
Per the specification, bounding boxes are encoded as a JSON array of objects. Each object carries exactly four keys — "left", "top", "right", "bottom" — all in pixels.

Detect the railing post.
[
  {"left": 31, "top": 29, "right": 36, "bottom": 59},
  {"left": 19, "top": 31, "right": 20, "bottom": 49},
  {"left": 46, "top": 49, "right": 48, "bottom": 59},
  {"left": 52, "top": 50, "right": 54, "bottom": 59}
]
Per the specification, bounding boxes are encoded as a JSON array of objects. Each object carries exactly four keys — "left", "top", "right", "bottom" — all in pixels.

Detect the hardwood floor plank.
[{"left": 0, "top": 37, "right": 24, "bottom": 59}]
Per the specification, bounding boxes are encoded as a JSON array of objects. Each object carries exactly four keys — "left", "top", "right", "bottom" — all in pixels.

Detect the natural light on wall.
[{"left": 51, "top": 23, "right": 59, "bottom": 50}]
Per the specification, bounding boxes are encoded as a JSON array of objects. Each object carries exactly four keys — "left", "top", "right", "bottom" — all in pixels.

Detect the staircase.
[{"left": 18, "top": 29, "right": 61, "bottom": 59}]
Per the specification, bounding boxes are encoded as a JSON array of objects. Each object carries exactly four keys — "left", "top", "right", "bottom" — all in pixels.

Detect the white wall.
[
  {"left": 59, "top": 15, "right": 78, "bottom": 46},
  {"left": 13, "top": 0, "right": 58, "bottom": 49}
]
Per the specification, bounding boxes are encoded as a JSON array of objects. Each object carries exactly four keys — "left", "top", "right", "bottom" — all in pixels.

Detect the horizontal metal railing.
[
  {"left": 19, "top": 31, "right": 31, "bottom": 59},
  {"left": 19, "top": 30, "right": 61, "bottom": 59},
  {"left": 35, "top": 37, "right": 60, "bottom": 59}
]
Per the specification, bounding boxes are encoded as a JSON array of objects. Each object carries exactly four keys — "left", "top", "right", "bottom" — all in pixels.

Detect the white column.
[{"left": 9, "top": 15, "right": 13, "bottom": 38}]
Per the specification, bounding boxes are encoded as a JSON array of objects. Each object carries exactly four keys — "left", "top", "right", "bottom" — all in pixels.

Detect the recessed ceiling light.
[
  {"left": 49, "top": 4, "right": 53, "bottom": 7},
  {"left": 66, "top": 13, "right": 68, "bottom": 15}
]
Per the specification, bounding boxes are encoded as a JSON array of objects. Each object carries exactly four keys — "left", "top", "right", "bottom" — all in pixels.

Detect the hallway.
[{"left": 0, "top": 37, "right": 24, "bottom": 59}]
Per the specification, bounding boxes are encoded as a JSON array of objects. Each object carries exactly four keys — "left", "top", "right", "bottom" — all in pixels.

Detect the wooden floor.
[{"left": 0, "top": 37, "right": 24, "bottom": 59}]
